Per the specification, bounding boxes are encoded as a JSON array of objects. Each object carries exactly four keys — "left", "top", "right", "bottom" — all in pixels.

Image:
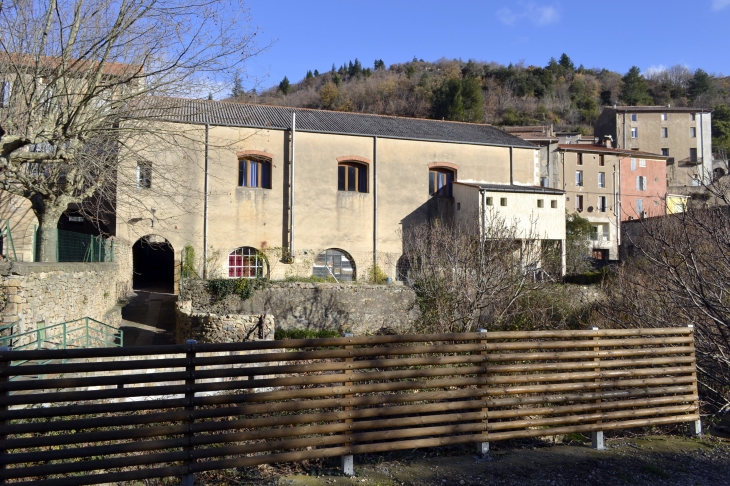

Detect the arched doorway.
[{"left": 133, "top": 235, "right": 175, "bottom": 293}]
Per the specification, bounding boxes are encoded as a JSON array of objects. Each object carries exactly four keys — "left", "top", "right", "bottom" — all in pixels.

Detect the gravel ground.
[{"left": 250, "top": 434, "right": 730, "bottom": 486}]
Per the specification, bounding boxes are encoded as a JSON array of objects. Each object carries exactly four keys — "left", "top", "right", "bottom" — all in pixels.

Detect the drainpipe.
[
  {"left": 622, "top": 112, "right": 626, "bottom": 149},
  {"left": 290, "top": 112, "right": 296, "bottom": 257},
  {"left": 203, "top": 124, "right": 210, "bottom": 278},
  {"left": 509, "top": 146, "right": 514, "bottom": 185},
  {"left": 480, "top": 189, "right": 487, "bottom": 242},
  {"left": 373, "top": 136, "right": 378, "bottom": 271},
  {"left": 614, "top": 163, "right": 620, "bottom": 249}
]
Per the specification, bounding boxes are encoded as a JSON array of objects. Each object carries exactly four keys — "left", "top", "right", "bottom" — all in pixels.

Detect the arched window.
[
  {"left": 239, "top": 158, "right": 272, "bottom": 189},
  {"left": 338, "top": 162, "right": 368, "bottom": 193},
  {"left": 429, "top": 167, "right": 455, "bottom": 196},
  {"left": 313, "top": 248, "right": 355, "bottom": 281},
  {"left": 228, "top": 247, "right": 266, "bottom": 278}
]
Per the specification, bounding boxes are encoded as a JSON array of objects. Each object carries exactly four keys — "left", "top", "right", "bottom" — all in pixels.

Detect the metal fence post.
[
  {"left": 0, "top": 346, "right": 9, "bottom": 482},
  {"left": 478, "top": 328, "right": 489, "bottom": 456},
  {"left": 182, "top": 339, "right": 197, "bottom": 486},
  {"left": 590, "top": 326, "right": 605, "bottom": 450},
  {"left": 341, "top": 332, "right": 355, "bottom": 476},
  {"left": 686, "top": 324, "right": 702, "bottom": 436}
]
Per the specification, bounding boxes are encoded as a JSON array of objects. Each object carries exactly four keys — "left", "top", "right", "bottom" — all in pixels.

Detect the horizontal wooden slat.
[
  {"left": 486, "top": 328, "right": 692, "bottom": 339},
  {"left": 485, "top": 336, "right": 692, "bottom": 351},
  {"left": 486, "top": 346, "right": 693, "bottom": 362},
  {"left": 486, "top": 375, "right": 696, "bottom": 396},
  {"left": 6, "top": 466, "right": 188, "bottom": 486},
  {"left": 1, "top": 369, "right": 188, "bottom": 392},
  {"left": 485, "top": 365, "right": 695, "bottom": 385},
  {"left": 0, "top": 357, "right": 188, "bottom": 378},
  {"left": 486, "top": 385, "right": 697, "bottom": 407},
  {"left": 0, "top": 382, "right": 188, "bottom": 406},
  {"left": 487, "top": 356, "right": 696, "bottom": 373},
  {"left": 488, "top": 394, "right": 698, "bottom": 419},
  {"left": 0, "top": 396, "right": 188, "bottom": 421},
  {"left": 486, "top": 413, "right": 700, "bottom": 441},
  {"left": 487, "top": 404, "right": 697, "bottom": 431}
]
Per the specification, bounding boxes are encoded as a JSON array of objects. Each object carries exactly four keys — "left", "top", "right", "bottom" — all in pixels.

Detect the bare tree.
[
  {"left": 600, "top": 205, "right": 730, "bottom": 413},
  {"left": 400, "top": 213, "right": 550, "bottom": 333},
  {"left": 0, "top": 0, "right": 267, "bottom": 260}
]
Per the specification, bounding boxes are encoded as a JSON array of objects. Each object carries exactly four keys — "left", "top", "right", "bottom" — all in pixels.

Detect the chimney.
[{"left": 603, "top": 135, "right": 613, "bottom": 148}]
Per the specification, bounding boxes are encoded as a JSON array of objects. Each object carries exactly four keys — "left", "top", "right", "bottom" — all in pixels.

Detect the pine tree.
[
  {"left": 231, "top": 71, "right": 245, "bottom": 98},
  {"left": 306, "top": 70, "right": 313, "bottom": 79},
  {"left": 314, "top": 69, "right": 320, "bottom": 76},
  {"left": 688, "top": 69, "right": 711, "bottom": 102},
  {"left": 278, "top": 76, "right": 291, "bottom": 95},
  {"left": 619, "top": 66, "right": 651, "bottom": 105},
  {"left": 559, "top": 53, "right": 575, "bottom": 71}
]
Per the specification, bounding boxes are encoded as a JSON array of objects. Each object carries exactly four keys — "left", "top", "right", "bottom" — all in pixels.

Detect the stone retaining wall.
[
  {"left": 0, "top": 261, "right": 131, "bottom": 338},
  {"left": 175, "top": 300, "right": 274, "bottom": 344},
  {"left": 182, "top": 280, "right": 419, "bottom": 335}
]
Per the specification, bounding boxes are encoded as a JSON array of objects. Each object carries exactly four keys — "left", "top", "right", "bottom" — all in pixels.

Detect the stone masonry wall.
[
  {"left": 0, "top": 262, "right": 130, "bottom": 341},
  {"left": 175, "top": 300, "right": 274, "bottom": 344},
  {"left": 182, "top": 280, "right": 419, "bottom": 335}
]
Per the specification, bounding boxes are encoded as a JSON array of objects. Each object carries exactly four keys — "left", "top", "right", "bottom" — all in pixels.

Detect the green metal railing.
[
  {"left": 0, "top": 220, "right": 17, "bottom": 261},
  {"left": 56, "top": 229, "right": 114, "bottom": 262},
  {"left": 0, "top": 317, "right": 123, "bottom": 356}
]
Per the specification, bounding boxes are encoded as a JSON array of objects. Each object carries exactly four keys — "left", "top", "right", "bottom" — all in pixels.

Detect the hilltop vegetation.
[{"left": 229, "top": 55, "right": 730, "bottom": 152}]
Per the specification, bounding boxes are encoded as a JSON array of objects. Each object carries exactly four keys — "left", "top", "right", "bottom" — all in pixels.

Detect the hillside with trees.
[{"left": 229, "top": 55, "right": 730, "bottom": 154}]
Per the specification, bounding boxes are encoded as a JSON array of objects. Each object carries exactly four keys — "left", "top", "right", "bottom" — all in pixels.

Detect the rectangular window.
[
  {"left": 690, "top": 113, "right": 696, "bottom": 121},
  {"left": 429, "top": 169, "right": 453, "bottom": 197},
  {"left": 239, "top": 159, "right": 272, "bottom": 189},
  {"left": 661, "top": 113, "right": 668, "bottom": 121},
  {"left": 631, "top": 127, "right": 638, "bottom": 138},
  {"left": 599, "top": 155, "right": 605, "bottom": 166},
  {"left": 576, "top": 195, "right": 583, "bottom": 211},
  {"left": 689, "top": 148, "right": 698, "bottom": 162},
  {"left": 137, "top": 161, "right": 152, "bottom": 189},
  {"left": 550, "top": 200, "right": 557, "bottom": 209},
  {"left": 690, "top": 127, "right": 697, "bottom": 138},
  {"left": 631, "top": 158, "right": 636, "bottom": 170},
  {"left": 661, "top": 148, "right": 669, "bottom": 157},
  {"left": 575, "top": 170, "right": 583, "bottom": 187},
  {"left": 631, "top": 113, "right": 637, "bottom": 121},
  {"left": 598, "top": 172, "right": 605, "bottom": 188},
  {"left": 486, "top": 197, "right": 493, "bottom": 206},
  {"left": 661, "top": 127, "right": 668, "bottom": 138},
  {"left": 598, "top": 196, "right": 607, "bottom": 212},
  {"left": 691, "top": 175, "right": 700, "bottom": 186},
  {"left": 537, "top": 199, "right": 544, "bottom": 208},
  {"left": 577, "top": 153, "right": 583, "bottom": 165},
  {"left": 636, "top": 176, "right": 647, "bottom": 191},
  {"left": 500, "top": 197, "right": 507, "bottom": 206},
  {"left": 540, "top": 176, "right": 549, "bottom": 187},
  {"left": 636, "top": 198, "right": 643, "bottom": 214},
  {"left": 639, "top": 158, "right": 646, "bottom": 167}
]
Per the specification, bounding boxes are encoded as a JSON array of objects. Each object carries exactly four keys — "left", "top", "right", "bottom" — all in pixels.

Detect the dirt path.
[{"left": 209, "top": 434, "right": 730, "bottom": 486}]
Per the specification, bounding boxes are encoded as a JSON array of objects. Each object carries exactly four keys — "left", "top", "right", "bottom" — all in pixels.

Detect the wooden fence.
[{"left": 0, "top": 327, "right": 699, "bottom": 485}]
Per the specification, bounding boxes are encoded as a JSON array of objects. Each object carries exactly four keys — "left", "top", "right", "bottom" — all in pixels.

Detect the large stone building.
[
  {"left": 594, "top": 106, "right": 713, "bottom": 192},
  {"left": 111, "top": 100, "right": 566, "bottom": 289}
]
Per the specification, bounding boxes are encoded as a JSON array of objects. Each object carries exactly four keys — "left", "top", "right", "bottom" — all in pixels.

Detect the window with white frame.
[
  {"left": 576, "top": 195, "right": 584, "bottom": 211},
  {"left": 661, "top": 127, "right": 668, "bottom": 138},
  {"left": 690, "top": 127, "right": 697, "bottom": 138},
  {"left": 631, "top": 158, "right": 636, "bottom": 170},
  {"left": 631, "top": 113, "right": 637, "bottom": 121},
  {"left": 661, "top": 113, "right": 668, "bottom": 121},
  {"left": 636, "top": 176, "right": 647, "bottom": 191},
  {"left": 636, "top": 198, "right": 644, "bottom": 214},
  {"left": 639, "top": 159, "right": 646, "bottom": 168},
  {"left": 631, "top": 127, "right": 638, "bottom": 138},
  {"left": 228, "top": 247, "right": 266, "bottom": 278},
  {"left": 598, "top": 172, "right": 605, "bottom": 188},
  {"left": 575, "top": 170, "right": 583, "bottom": 187},
  {"left": 598, "top": 196, "right": 607, "bottom": 212}
]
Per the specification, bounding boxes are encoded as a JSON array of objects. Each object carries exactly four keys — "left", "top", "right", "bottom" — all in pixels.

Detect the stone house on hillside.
[{"left": 113, "top": 100, "right": 566, "bottom": 290}]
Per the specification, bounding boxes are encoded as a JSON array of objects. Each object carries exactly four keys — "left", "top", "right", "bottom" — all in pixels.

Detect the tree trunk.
[{"left": 33, "top": 204, "right": 64, "bottom": 263}]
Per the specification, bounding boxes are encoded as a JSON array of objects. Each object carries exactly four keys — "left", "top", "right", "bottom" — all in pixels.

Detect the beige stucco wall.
[{"left": 116, "top": 123, "right": 541, "bottom": 284}]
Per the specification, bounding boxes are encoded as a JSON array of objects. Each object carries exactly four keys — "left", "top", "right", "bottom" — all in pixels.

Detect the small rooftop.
[
  {"left": 603, "top": 106, "right": 712, "bottom": 113},
  {"left": 454, "top": 181, "right": 565, "bottom": 194},
  {"left": 557, "top": 144, "right": 668, "bottom": 159}
]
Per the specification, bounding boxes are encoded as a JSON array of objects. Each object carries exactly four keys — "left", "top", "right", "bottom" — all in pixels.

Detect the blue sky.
[{"left": 240, "top": 0, "right": 730, "bottom": 92}]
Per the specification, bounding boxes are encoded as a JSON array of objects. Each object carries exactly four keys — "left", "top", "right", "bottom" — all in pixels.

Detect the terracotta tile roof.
[
  {"left": 557, "top": 144, "right": 668, "bottom": 159},
  {"left": 134, "top": 98, "right": 536, "bottom": 148}
]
